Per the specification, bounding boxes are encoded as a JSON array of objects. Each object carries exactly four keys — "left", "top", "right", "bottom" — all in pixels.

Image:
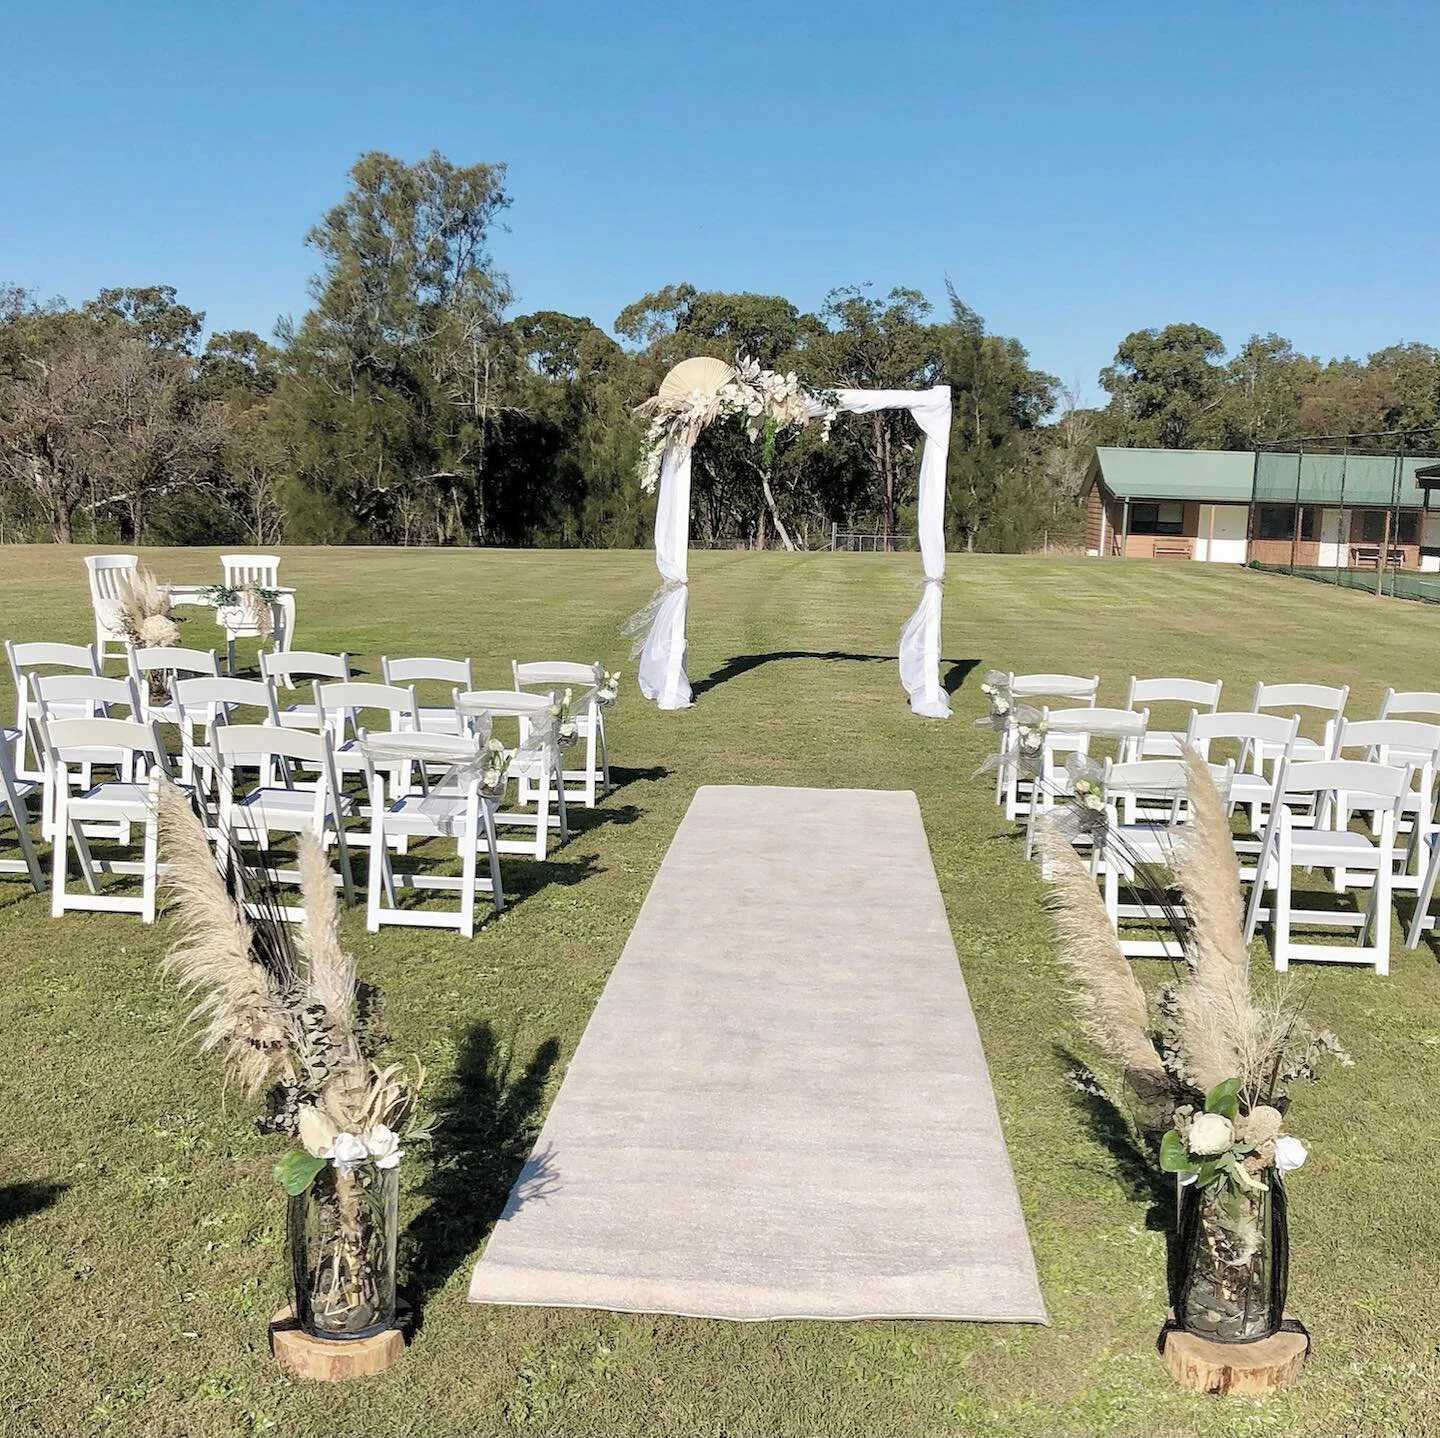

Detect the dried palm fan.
[{"left": 656, "top": 355, "right": 735, "bottom": 400}]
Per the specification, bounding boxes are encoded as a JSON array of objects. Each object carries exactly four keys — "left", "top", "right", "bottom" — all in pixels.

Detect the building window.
[
  {"left": 1129, "top": 501, "right": 1185, "bottom": 536},
  {"left": 1352, "top": 510, "right": 1420, "bottom": 545},
  {"left": 1256, "top": 505, "right": 1318, "bottom": 541}
]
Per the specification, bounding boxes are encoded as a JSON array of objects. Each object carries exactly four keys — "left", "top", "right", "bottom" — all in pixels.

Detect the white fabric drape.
[
  {"left": 635, "top": 384, "right": 952, "bottom": 718},
  {"left": 635, "top": 441, "right": 695, "bottom": 708}
]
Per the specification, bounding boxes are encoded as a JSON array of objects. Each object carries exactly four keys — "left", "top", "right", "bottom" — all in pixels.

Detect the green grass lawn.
[{"left": 2, "top": 545, "right": 1439, "bottom": 1438}]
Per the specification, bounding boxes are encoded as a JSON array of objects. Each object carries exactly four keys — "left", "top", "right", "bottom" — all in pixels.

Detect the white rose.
[
  {"left": 364, "top": 1124, "right": 402, "bottom": 1170},
  {"left": 1274, "top": 1135, "right": 1308, "bottom": 1174},
  {"left": 1187, "top": 1112, "right": 1235, "bottom": 1156},
  {"left": 325, "top": 1131, "right": 369, "bottom": 1175}
]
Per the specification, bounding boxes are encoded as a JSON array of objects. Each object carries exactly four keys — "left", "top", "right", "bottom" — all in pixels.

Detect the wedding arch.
[{"left": 625, "top": 356, "right": 952, "bottom": 718}]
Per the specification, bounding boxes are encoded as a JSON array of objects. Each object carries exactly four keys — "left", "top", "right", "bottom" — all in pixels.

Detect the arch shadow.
[{"left": 692, "top": 651, "right": 983, "bottom": 699}]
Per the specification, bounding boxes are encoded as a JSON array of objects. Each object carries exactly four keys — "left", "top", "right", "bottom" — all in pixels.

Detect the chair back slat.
[
  {"left": 220, "top": 553, "right": 281, "bottom": 589},
  {"left": 382, "top": 656, "right": 471, "bottom": 687}
]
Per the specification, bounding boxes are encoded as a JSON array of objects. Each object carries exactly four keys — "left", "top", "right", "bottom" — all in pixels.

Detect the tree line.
[{"left": 3, "top": 151, "right": 1437, "bottom": 553}]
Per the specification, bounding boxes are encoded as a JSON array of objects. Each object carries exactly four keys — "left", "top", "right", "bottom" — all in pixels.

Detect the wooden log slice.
[
  {"left": 270, "top": 1307, "right": 405, "bottom": 1381},
  {"left": 1160, "top": 1319, "right": 1309, "bottom": 1396}
]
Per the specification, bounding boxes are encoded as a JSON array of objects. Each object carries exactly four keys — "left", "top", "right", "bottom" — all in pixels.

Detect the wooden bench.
[
  {"left": 1350, "top": 544, "right": 1406, "bottom": 570},
  {"left": 1153, "top": 539, "right": 1193, "bottom": 560}
]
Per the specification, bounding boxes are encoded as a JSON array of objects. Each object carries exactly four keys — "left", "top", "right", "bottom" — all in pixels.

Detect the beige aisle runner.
[{"left": 469, "top": 785, "right": 1048, "bottom": 1323}]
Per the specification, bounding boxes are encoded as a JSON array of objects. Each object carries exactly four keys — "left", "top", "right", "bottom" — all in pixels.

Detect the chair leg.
[
  {"left": 1272, "top": 843, "right": 1292, "bottom": 972},
  {"left": 1370, "top": 862, "right": 1392, "bottom": 976},
  {"left": 598, "top": 717, "right": 611, "bottom": 797},
  {"left": 332, "top": 821, "right": 356, "bottom": 907},
  {"left": 366, "top": 817, "right": 384, "bottom": 932},
  {"left": 484, "top": 806, "right": 505, "bottom": 913},
  {"left": 1406, "top": 837, "right": 1440, "bottom": 949},
  {"left": 142, "top": 816, "right": 159, "bottom": 924}
]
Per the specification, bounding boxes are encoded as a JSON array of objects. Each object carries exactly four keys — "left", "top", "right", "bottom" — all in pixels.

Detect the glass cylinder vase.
[
  {"left": 1174, "top": 1170, "right": 1288, "bottom": 1344},
  {"left": 287, "top": 1162, "right": 399, "bottom": 1341}
]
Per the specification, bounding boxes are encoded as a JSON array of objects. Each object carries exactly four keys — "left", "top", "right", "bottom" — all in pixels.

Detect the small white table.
[{"left": 168, "top": 585, "right": 298, "bottom": 672}]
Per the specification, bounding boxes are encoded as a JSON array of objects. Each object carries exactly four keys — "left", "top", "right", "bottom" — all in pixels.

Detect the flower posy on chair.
[
  {"left": 1037, "top": 748, "right": 1352, "bottom": 1349},
  {"left": 153, "top": 779, "right": 427, "bottom": 1344}
]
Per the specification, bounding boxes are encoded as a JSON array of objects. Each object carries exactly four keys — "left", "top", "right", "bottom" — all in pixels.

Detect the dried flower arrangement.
[
  {"left": 153, "top": 777, "right": 427, "bottom": 1340},
  {"left": 634, "top": 352, "right": 840, "bottom": 492},
  {"left": 117, "top": 568, "right": 181, "bottom": 650},
  {"left": 1035, "top": 747, "right": 1351, "bottom": 1343}
]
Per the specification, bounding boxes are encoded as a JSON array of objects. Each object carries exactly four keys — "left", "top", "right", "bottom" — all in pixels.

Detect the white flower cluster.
[
  {"left": 593, "top": 663, "right": 622, "bottom": 708},
  {"left": 298, "top": 1105, "right": 403, "bottom": 1174},
  {"left": 480, "top": 737, "right": 512, "bottom": 797},
  {"left": 636, "top": 354, "right": 839, "bottom": 492}
]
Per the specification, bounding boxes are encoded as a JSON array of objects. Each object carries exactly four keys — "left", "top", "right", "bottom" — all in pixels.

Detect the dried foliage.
[
  {"left": 155, "top": 778, "right": 291, "bottom": 1096},
  {"left": 1037, "top": 823, "right": 1169, "bottom": 1094}
]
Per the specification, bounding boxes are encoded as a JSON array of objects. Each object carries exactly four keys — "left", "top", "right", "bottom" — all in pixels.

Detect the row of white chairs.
[
  {"left": 1, "top": 647, "right": 615, "bottom": 941},
  {"left": 994, "top": 671, "right": 1440, "bottom": 975}
]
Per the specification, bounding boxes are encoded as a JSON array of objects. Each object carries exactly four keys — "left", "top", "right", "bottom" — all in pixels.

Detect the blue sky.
[{"left": 7, "top": 1, "right": 1439, "bottom": 402}]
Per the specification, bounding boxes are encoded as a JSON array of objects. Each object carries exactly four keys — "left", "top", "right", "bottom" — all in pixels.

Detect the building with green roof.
[{"left": 1083, "top": 446, "right": 1440, "bottom": 570}]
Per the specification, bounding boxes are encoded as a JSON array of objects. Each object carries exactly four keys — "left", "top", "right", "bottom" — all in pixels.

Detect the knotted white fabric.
[{"left": 632, "top": 384, "right": 952, "bottom": 717}]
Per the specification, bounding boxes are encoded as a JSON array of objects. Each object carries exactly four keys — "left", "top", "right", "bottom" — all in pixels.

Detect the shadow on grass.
[
  {"left": 606, "top": 765, "right": 670, "bottom": 792},
  {"left": 691, "top": 650, "right": 892, "bottom": 697},
  {"left": 943, "top": 659, "right": 982, "bottom": 695},
  {"left": 1055, "top": 1045, "right": 1182, "bottom": 1299},
  {"left": 563, "top": 803, "right": 643, "bottom": 840},
  {"left": 403, "top": 1023, "right": 561, "bottom": 1315},
  {"left": 0, "top": 1181, "right": 67, "bottom": 1232}
]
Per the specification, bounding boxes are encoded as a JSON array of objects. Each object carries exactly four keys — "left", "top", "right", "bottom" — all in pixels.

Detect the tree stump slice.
[
  {"left": 270, "top": 1307, "right": 405, "bottom": 1382},
  {"left": 1160, "top": 1319, "right": 1309, "bottom": 1396}
]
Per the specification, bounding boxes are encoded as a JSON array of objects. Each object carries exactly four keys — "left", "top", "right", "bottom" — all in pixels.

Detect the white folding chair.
[
  {"left": 6, "top": 640, "right": 100, "bottom": 782},
  {"left": 1126, "top": 677, "right": 1222, "bottom": 758},
  {"left": 1243, "top": 758, "right": 1410, "bottom": 975},
  {"left": 357, "top": 731, "right": 505, "bottom": 938},
  {"left": 128, "top": 646, "right": 220, "bottom": 723},
  {"left": 1332, "top": 718, "right": 1440, "bottom": 893},
  {"left": 0, "top": 728, "right": 45, "bottom": 892},
  {"left": 380, "top": 657, "right": 472, "bottom": 735},
  {"left": 259, "top": 650, "right": 351, "bottom": 728},
  {"left": 513, "top": 660, "right": 611, "bottom": 807},
  {"left": 1185, "top": 711, "right": 1300, "bottom": 873},
  {"left": 1092, "top": 756, "right": 1234, "bottom": 958},
  {"left": 997, "top": 674, "right": 1100, "bottom": 819},
  {"left": 216, "top": 553, "right": 284, "bottom": 672},
  {"left": 1025, "top": 707, "right": 1146, "bottom": 860},
  {"left": 174, "top": 676, "right": 282, "bottom": 800},
  {"left": 1250, "top": 682, "right": 1349, "bottom": 764},
  {"left": 83, "top": 554, "right": 138, "bottom": 666},
  {"left": 454, "top": 691, "right": 568, "bottom": 859},
  {"left": 212, "top": 724, "right": 355, "bottom": 919},
  {"left": 1378, "top": 689, "right": 1440, "bottom": 724},
  {"left": 313, "top": 681, "right": 419, "bottom": 802},
  {"left": 33, "top": 672, "right": 145, "bottom": 840},
  {"left": 44, "top": 716, "right": 172, "bottom": 921}
]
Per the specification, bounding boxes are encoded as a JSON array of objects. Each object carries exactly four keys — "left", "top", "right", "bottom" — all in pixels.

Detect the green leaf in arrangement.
[
  {"left": 1203, "top": 1077, "right": 1240, "bottom": 1121},
  {"left": 274, "top": 1148, "right": 326, "bottom": 1196},
  {"left": 1158, "top": 1130, "right": 1192, "bottom": 1172}
]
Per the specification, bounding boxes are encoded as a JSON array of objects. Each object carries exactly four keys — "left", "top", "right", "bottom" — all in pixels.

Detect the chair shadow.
[
  {"left": 0, "top": 1181, "right": 67, "bottom": 1232},
  {"left": 606, "top": 765, "right": 670, "bottom": 792},
  {"left": 402, "top": 1023, "right": 561, "bottom": 1314},
  {"left": 562, "top": 804, "right": 642, "bottom": 839},
  {"left": 1054, "top": 1046, "right": 1182, "bottom": 1299}
]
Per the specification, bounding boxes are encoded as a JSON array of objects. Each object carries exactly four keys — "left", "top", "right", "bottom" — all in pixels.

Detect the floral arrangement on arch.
[{"left": 634, "top": 353, "right": 841, "bottom": 493}]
